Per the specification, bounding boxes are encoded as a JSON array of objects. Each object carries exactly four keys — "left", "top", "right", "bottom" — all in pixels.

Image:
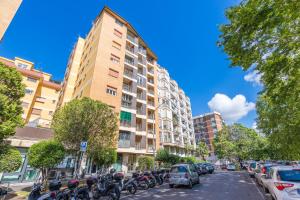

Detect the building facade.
[
  {"left": 193, "top": 112, "right": 224, "bottom": 160},
  {"left": 0, "top": 0, "right": 22, "bottom": 41},
  {"left": 157, "top": 67, "right": 196, "bottom": 156},
  {"left": 58, "top": 7, "right": 160, "bottom": 172},
  {"left": 0, "top": 56, "right": 61, "bottom": 128}
]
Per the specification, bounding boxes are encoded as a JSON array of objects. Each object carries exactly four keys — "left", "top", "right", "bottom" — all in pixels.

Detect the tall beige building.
[
  {"left": 0, "top": 0, "right": 22, "bottom": 41},
  {"left": 59, "top": 7, "right": 160, "bottom": 172},
  {"left": 0, "top": 56, "right": 61, "bottom": 128}
]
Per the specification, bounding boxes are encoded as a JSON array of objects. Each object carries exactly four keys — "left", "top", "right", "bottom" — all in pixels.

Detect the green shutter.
[{"left": 120, "top": 111, "right": 131, "bottom": 122}]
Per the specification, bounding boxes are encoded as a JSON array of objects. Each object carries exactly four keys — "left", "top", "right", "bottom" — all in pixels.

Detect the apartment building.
[
  {"left": 0, "top": 56, "right": 61, "bottom": 128},
  {"left": 59, "top": 7, "right": 160, "bottom": 172},
  {"left": 157, "top": 67, "right": 196, "bottom": 156},
  {"left": 0, "top": 0, "right": 22, "bottom": 41},
  {"left": 193, "top": 112, "right": 224, "bottom": 160}
]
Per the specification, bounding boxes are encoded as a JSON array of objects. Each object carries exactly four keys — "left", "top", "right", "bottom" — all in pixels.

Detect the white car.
[
  {"left": 227, "top": 163, "right": 236, "bottom": 171},
  {"left": 261, "top": 166, "right": 300, "bottom": 200}
]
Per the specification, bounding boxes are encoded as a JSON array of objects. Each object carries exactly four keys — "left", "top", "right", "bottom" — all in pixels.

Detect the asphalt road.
[{"left": 121, "top": 171, "right": 267, "bottom": 200}]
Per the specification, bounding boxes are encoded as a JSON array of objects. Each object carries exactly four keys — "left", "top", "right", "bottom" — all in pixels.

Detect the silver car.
[{"left": 169, "top": 164, "right": 199, "bottom": 188}]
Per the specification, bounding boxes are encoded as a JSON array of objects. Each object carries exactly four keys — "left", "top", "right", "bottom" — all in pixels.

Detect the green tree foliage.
[
  {"left": 155, "top": 149, "right": 181, "bottom": 167},
  {"left": 196, "top": 141, "right": 209, "bottom": 160},
  {"left": 91, "top": 147, "right": 117, "bottom": 168},
  {"left": 213, "top": 124, "right": 268, "bottom": 162},
  {"left": 219, "top": 0, "right": 300, "bottom": 159},
  {"left": 183, "top": 156, "right": 197, "bottom": 164},
  {"left": 138, "top": 156, "right": 154, "bottom": 171},
  {"left": 51, "top": 97, "right": 118, "bottom": 165},
  {"left": 0, "top": 63, "right": 25, "bottom": 150},
  {"left": 28, "top": 140, "right": 65, "bottom": 181},
  {"left": 0, "top": 147, "right": 22, "bottom": 173}
]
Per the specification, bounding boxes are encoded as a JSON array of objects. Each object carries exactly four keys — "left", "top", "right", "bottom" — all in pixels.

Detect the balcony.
[
  {"left": 120, "top": 120, "right": 131, "bottom": 127},
  {"left": 148, "top": 79, "right": 154, "bottom": 84},
  {"left": 125, "top": 56, "right": 135, "bottom": 66},
  {"left": 121, "top": 100, "right": 132, "bottom": 108},
  {"left": 138, "top": 47, "right": 146, "bottom": 56},
  {"left": 138, "top": 58, "right": 146, "bottom": 65},
  {"left": 137, "top": 81, "right": 146, "bottom": 88},
  {"left": 126, "top": 45, "right": 135, "bottom": 54},
  {"left": 148, "top": 101, "right": 155, "bottom": 107},
  {"left": 127, "top": 34, "right": 137, "bottom": 44},
  {"left": 123, "top": 84, "right": 132, "bottom": 92},
  {"left": 137, "top": 93, "right": 146, "bottom": 100},
  {"left": 148, "top": 114, "right": 155, "bottom": 120},
  {"left": 148, "top": 90, "right": 154, "bottom": 95},
  {"left": 135, "top": 143, "right": 143, "bottom": 150},
  {"left": 136, "top": 124, "right": 144, "bottom": 131},
  {"left": 118, "top": 140, "right": 130, "bottom": 148},
  {"left": 137, "top": 108, "right": 145, "bottom": 115},
  {"left": 148, "top": 145, "right": 155, "bottom": 152},
  {"left": 124, "top": 69, "right": 134, "bottom": 78},
  {"left": 147, "top": 59, "right": 155, "bottom": 65},
  {"left": 148, "top": 68, "right": 154, "bottom": 74}
]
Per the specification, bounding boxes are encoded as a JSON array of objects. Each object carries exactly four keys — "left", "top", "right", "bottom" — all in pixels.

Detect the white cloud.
[
  {"left": 208, "top": 93, "right": 255, "bottom": 123},
  {"left": 252, "top": 122, "right": 257, "bottom": 130},
  {"left": 244, "top": 70, "right": 262, "bottom": 85}
]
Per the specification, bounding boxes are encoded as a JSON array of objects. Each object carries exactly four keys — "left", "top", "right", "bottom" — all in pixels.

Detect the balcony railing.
[
  {"left": 137, "top": 81, "right": 146, "bottom": 87},
  {"left": 127, "top": 34, "right": 136, "bottom": 44},
  {"left": 137, "top": 93, "right": 146, "bottom": 100},
  {"left": 148, "top": 114, "right": 155, "bottom": 120},
  {"left": 138, "top": 48, "right": 146, "bottom": 55},
  {"left": 118, "top": 140, "right": 130, "bottom": 148},
  {"left": 135, "top": 143, "right": 143, "bottom": 150},
  {"left": 125, "top": 58, "right": 135, "bottom": 66},
  {"left": 148, "top": 101, "right": 155, "bottom": 107},
  {"left": 148, "top": 79, "right": 154, "bottom": 84},
  {"left": 148, "top": 90, "right": 154, "bottom": 95},
  {"left": 121, "top": 101, "right": 132, "bottom": 108},
  {"left": 123, "top": 84, "right": 132, "bottom": 92},
  {"left": 136, "top": 124, "right": 144, "bottom": 131},
  {"left": 137, "top": 108, "right": 145, "bottom": 115},
  {"left": 148, "top": 145, "right": 155, "bottom": 152},
  {"left": 138, "top": 59, "right": 146, "bottom": 65},
  {"left": 120, "top": 120, "right": 131, "bottom": 127},
  {"left": 126, "top": 46, "right": 135, "bottom": 54},
  {"left": 124, "top": 69, "right": 134, "bottom": 78},
  {"left": 148, "top": 68, "right": 154, "bottom": 74}
]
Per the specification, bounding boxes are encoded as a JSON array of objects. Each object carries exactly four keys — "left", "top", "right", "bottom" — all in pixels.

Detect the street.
[{"left": 121, "top": 171, "right": 266, "bottom": 200}]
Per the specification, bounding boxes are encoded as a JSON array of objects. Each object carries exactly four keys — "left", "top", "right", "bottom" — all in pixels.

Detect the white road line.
[{"left": 249, "top": 175, "right": 266, "bottom": 200}]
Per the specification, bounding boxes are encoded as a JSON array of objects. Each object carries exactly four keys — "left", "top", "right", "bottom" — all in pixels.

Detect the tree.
[
  {"left": 91, "top": 147, "right": 117, "bottom": 168},
  {"left": 51, "top": 97, "right": 118, "bottom": 170},
  {"left": 137, "top": 156, "right": 154, "bottom": 171},
  {"left": 155, "top": 149, "right": 170, "bottom": 163},
  {"left": 183, "top": 156, "right": 197, "bottom": 164},
  {"left": 213, "top": 124, "right": 268, "bottom": 162},
  {"left": 0, "top": 63, "right": 25, "bottom": 151},
  {"left": 0, "top": 147, "right": 22, "bottom": 173},
  {"left": 219, "top": 0, "right": 300, "bottom": 159},
  {"left": 28, "top": 140, "right": 65, "bottom": 183},
  {"left": 196, "top": 141, "right": 209, "bottom": 160}
]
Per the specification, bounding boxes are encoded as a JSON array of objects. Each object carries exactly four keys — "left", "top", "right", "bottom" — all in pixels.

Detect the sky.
[{"left": 0, "top": 0, "right": 262, "bottom": 128}]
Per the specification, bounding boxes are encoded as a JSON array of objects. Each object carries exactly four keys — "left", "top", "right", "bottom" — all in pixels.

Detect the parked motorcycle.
[
  {"left": 151, "top": 171, "right": 163, "bottom": 185},
  {"left": 132, "top": 172, "right": 149, "bottom": 190},
  {"left": 61, "top": 179, "right": 90, "bottom": 200},
  {"left": 143, "top": 172, "right": 156, "bottom": 188},
  {"left": 114, "top": 173, "right": 137, "bottom": 194},
  {"left": 0, "top": 188, "right": 8, "bottom": 200}
]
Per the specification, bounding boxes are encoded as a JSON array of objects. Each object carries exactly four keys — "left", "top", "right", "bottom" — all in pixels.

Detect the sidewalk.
[{"left": 0, "top": 182, "right": 33, "bottom": 200}]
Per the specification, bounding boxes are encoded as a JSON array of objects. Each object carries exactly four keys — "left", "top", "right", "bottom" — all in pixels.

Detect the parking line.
[{"left": 249, "top": 175, "right": 265, "bottom": 200}]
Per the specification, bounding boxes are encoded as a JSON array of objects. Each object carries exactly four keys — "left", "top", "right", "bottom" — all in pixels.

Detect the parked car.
[
  {"left": 196, "top": 163, "right": 208, "bottom": 175},
  {"left": 254, "top": 163, "right": 277, "bottom": 186},
  {"left": 248, "top": 162, "right": 257, "bottom": 177},
  {"left": 227, "top": 163, "right": 236, "bottom": 171},
  {"left": 261, "top": 165, "right": 300, "bottom": 200},
  {"left": 169, "top": 164, "right": 200, "bottom": 188},
  {"left": 203, "top": 163, "right": 215, "bottom": 174}
]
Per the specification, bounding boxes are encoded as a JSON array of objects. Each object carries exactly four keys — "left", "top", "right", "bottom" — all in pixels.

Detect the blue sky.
[{"left": 0, "top": 0, "right": 261, "bottom": 128}]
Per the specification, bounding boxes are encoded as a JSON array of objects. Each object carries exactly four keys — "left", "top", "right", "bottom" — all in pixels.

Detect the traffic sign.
[{"left": 80, "top": 141, "right": 88, "bottom": 152}]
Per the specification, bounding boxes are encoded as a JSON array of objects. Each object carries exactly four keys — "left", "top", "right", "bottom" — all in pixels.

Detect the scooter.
[
  {"left": 132, "top": 172, "right": 149, "bottom": 190},
  {"left": 114, "top": 173, "right": 137, "bottom": 194}
]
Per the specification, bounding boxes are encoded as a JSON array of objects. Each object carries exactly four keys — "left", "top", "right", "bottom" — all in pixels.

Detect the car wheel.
[
  {"left": 169, "top": 184, "right": 174, "bottom": 188},
  {"left": 188, "top": 180, "right": 193, "bottom": 189},
  {"left": 263, "top": 186, "right": 269, "bottom": 193}
]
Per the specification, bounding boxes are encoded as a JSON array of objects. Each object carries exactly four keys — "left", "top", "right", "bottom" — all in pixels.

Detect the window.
[
  {"left": 27, "top": 77, "right": 37, "bottom": 82},
  {"left": 17, "top": 63, "right": 28, "bottom": 69},
  {"left": 112, "top": 41, "right": 121, "bottom": 50},
  {"left": 25, "top": 88, "right": 34, "bottom": 95},
  {"left": 114, "top": 29, "right": 122, "bottom": 38},
  {"left": 49, "top": 111, "right": 53, "bottom": 115},
  {"left": 106, "top": 86, "right": 117, "bottom": 96},
  {"left": 31, "top": 108, "right": 42, "bottom": 116},
  {"left": 108, "top": 68, "right": 119, "bottom": 78},
  {"left": 115, "top": 19, "right": 123, "bottom": 27},
  {"left": 22, "top": 102, "right": 29, "bottom": 108},
  {"left": 110, "top": 54, "right": 120, "bottom": 64}
]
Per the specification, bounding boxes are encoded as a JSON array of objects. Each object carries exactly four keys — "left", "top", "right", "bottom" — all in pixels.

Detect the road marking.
[{"left": 249, "top": 175, "right": 265, "bottom": 200}]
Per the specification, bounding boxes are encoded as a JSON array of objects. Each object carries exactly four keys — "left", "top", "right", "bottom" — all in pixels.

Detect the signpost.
[
  {"left": 75, "top": 141, "right": 88, "bottom": 178},
  {"left": 80, "top": 141, "right": 88, "bottom": 152}
]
